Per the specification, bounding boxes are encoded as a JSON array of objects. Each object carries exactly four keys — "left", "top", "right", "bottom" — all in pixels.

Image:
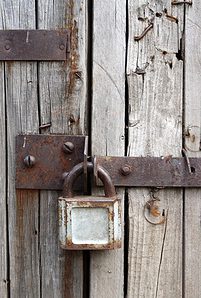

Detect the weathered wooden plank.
[
  {"left": 0, "top": 0, "right": 40, "bottom": 297},
  {"left": 6, "top": 63, "right": 40, "bottom": 294},
  {"left": 7, "top": 68, "right": 40, "bottom": 297},
  {"left": 0, "top": 63, "right": 7, "bottom": 297},
  {"left": 37, "top": 0, "right": 88, "bottom": 296},
  {"left": 127, "top": 1, "right": 183, "bottom": 297},
  {"left": 184, "top": 2, "right": 201, "bottom": 297},
  {"left": 91, "top": 1, "right": 126, "bottom": 297}
]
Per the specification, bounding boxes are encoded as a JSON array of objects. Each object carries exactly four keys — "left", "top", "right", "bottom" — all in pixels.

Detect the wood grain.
[
  {"left": 127, "top": 1, "right": 184, "bottom": 297},
  {"left": 0, "top": 0, "right": 40, "bottom": 297},
  {"left": 37, "top": 0, "right": 88, "bottom": 297},
  {"left": 184, "top": 2, "right": 201, "bottom": 297},
  {"left": 0, "top": 62, "right": 7, "bottom": 296},
  {"left": 91, "top": 1, "right": 126, "bottom": 297}
]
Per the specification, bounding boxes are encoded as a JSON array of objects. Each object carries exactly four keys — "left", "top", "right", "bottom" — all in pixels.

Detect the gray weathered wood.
[
  {"left": 37, "top": 0, "right": 88, "bottom": 297},
  {"left": 6, "top": 64, "right": 40, "bottom": 294},
  {"left": 127, "top": 1, "right": 184, "bottom": 297},
  {"left": 0, "top": 0, "right": 40, "bottom": 297},
  {"left": 184, "top": 2, "right": 201, "bottom": 297},
  {"left": 0, "top": 63, "right": 7, "bottom": 296},
  {"left": 91, "top": 1, "right": 126, "bottom": 297}
]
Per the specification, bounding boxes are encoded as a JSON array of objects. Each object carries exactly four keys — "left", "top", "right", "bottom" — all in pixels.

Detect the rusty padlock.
[{"left": 58, "top": 161, "right": 121, "bottom": 250}]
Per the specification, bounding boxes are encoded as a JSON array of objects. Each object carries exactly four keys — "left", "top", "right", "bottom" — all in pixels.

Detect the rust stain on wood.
[
  {"left": 16, "top": 190, "right": 39, "bottom": 237},
  {"left": 16, "top": 190, "right": 25, "bottom": 239},
  {"left": 63, "top": 251, "right": 74, "bottom": 298},
  {"left": 67, "top": 0, "right": 80, "bottom": 96}
]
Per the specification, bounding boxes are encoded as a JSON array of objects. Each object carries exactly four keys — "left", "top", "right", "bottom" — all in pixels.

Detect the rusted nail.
[
  {"left": 134, "top": 23, "right": 153, "bottom": 41},
  {"left": 39, "top": 122, "right": 51, "bottom": 129},
  {"left": 74, "top": 71, "right": 82, "bottom": 80},
  {"left": 24, "top": 155, "right": 36, "bottom": 168},
  {"left": 182, "top": 148, "right": 193, "bottom": 174},
  {"left": 63, "top": 142, "right": 74, "bottom": 154},
  {"left": 172, "top": 0, "right": 192, "bottom": 5},
  {"left": 184, "top": 127, "right": 191, "bottom": 137},
  {"left": 185, "top": 126, "right": 196, "bottom": 142},
  {"left": 156, "top": 12, "right": 163, "bottom": 17},
  {"left": 69, "top": 115, "right": 76, "bottom": 125},
  {"left": 165, "top": 14, "right": 178, "bottom": 23},
  {"left": 120, "top": 165, "right": 132, "bottom": 176}
]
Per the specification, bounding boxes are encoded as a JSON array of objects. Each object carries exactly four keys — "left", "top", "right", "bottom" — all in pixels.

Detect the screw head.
[
  {"left": 5, "top": 44, "right": 10, "bottom": 50},
  {"left": 24, "top": 155, "right": 36, "bottom": 168},
  {"left": 120, "top": 165, "right": 131, "bottom": 176},
  {"left": 59, "top": 44, "right": 65, "bottom": 50},
  {"left": 63, "top": 142, "right": 74, "bottom": 154}
]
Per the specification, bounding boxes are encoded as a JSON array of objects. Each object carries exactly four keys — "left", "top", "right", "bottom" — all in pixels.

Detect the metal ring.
[{"left": 143, "top": 199, "right": 167, "bottom": 225}]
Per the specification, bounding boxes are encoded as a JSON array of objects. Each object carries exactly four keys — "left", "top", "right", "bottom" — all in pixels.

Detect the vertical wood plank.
[
  {"left": 127, "top": 1, "right": 184, "bottom": 297},
  {"left": 0, "top": 62, "right": 7, "bottom": 296},
  {"left": 0, "top": 0, "right": 40, "bottom": 297},
  {"left": 37, "top": 0, "right": 88, "bottom": 297},
  {"left": 91, "top": 1, "right": 126, "bottom": 297},
  {"left": 184, "top": 2, "right": 201, "bottom": 297}
]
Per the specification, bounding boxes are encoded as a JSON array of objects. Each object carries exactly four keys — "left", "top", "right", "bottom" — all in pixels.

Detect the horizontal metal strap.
[
  {"left": 95, "top": 156, "right": 201, "bottom": 187},
  {"left": 0, "top": 30, "right": 69, "bottom": 61}
]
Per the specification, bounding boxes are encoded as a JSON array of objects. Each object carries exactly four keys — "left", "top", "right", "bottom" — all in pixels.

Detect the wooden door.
[{"left": 0, "top": 0, "right": 200, "bottom": 297}]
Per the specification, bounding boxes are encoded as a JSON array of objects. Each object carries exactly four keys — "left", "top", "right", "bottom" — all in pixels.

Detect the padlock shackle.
[{"left": 63, "top": 161, "right": 116, "bottom": 198}]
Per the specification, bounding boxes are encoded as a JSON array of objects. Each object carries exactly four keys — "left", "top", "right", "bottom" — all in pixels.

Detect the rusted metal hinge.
[{"left": 0, "top": 30, "right": 69, "bottom": 61}]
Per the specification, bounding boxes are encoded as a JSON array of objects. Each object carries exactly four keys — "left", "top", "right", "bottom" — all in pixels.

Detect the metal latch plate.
[
  {"left": 0, "top": 30, "right": 69, "bottom": 61},
  {"left": 16, "top": 135, "right": 86, "bottom": 190},
  {"left": 95, "top": 156, "right": 201, "bottom": 187}
]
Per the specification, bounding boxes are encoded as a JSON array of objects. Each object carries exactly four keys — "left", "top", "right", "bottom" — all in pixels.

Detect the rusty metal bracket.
[
  {"left": 0, "top": 30, "right": 69, "bottom": 61},
  {"left": 16, "top": 135, "right": 87, "bottom": 190},
  {"left": 16, "top": 141, "right": 201, "bottom": 191},
  {"left": 94, "top": 156, "right": 201, "bottom": 188}
]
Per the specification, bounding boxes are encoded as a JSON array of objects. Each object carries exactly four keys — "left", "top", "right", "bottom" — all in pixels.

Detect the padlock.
[{"left": 58, "top": 161, "right": 121, "bottom": 250}]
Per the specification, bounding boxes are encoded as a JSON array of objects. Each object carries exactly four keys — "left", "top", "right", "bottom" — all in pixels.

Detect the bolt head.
[
  {"left": 63, "top": 142, "right": 74, "bottom": 154},
  {"left": 59, "top": 44, "right": 65, "bottom": 50},
  {"left": 120, "top": 165, "right": 131, "bottom": 176},
  {"left": 5, "top": 44, "right": 10, "bottom": 50},
  {"left": 24, "top": 155, "right": 36, "bottom": 168}
]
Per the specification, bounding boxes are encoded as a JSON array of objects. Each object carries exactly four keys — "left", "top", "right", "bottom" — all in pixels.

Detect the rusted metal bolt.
[
  {"left": 120, "top": 165, "right": 131, "bottom": 176},
  {"left": 5, "top": 44, "right": 10, "bottom": 50},
  {"left": 63, "top": 142, "right": 74, "bottom": 154},
  {"left": 24, "top": 155, "right": 36, "bottom": 168},
  {"left": 59, "top": 44, "right": 65, "bottom": 50}
]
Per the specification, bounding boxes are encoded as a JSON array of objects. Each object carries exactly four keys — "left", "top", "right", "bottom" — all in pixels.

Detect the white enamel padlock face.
[{"left": 58, "top": 195, "right": 121, "bottom": 250}]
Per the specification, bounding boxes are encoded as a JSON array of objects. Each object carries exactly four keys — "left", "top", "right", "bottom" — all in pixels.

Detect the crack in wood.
[{"left": 155, "top": 211, "right": 168, "bottom": 298}]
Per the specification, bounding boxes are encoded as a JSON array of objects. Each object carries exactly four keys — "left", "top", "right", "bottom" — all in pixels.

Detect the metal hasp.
[
  {"left": 95, "top": 156, "right": 201, "bottom": 187},
  {"left": 0, "top": 30, "right": 69, "bottom": 61},
  {"left": 58, "top": 162, "right": 121, "bottom": 250},
  {"left": 16, "top": 135, "right": 86, "bottom": 190}
]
